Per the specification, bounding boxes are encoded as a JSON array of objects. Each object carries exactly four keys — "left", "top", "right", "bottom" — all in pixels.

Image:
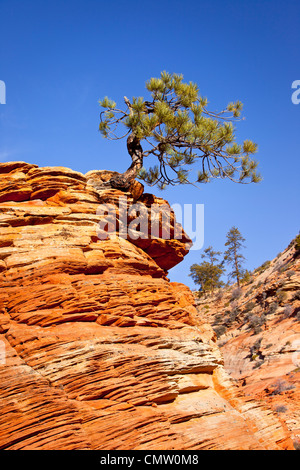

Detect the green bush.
[
  {"left": 295, "top": 234, "right": 300, "bottom": 251},
  {"left": 255, "top": 260, "right": 271, "bottom": 274},
  {"left": 241, "top": 270, "right": 252, "bottom": 285}
]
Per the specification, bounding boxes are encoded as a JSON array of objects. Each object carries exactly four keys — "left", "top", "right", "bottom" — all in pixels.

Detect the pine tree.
[
  {"left": 98, "top": 71, "right": 261, "bottom": 190},
  {"left": 190, "top": 246, "right": 225, "bottom": 295},
  {"left": 224, "top": 227, "right": 246, "bottom": 287}
]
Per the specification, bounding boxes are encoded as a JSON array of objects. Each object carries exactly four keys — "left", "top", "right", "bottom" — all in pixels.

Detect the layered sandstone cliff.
[{"left": 0, "top": 161, "right": 293, "bottom": 449}]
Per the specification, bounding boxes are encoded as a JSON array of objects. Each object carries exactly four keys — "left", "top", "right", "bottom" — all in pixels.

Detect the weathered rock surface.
[
  {"left": 0, "top": 162, "right": 293, "bottom": 449},
  {"left": 196, "top": 241, "right": 300, "bottom": 448}
]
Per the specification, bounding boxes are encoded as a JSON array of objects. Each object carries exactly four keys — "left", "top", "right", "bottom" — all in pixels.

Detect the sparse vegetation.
[
  {"left": 214, "top": 325, "right": 226, "bottom": 338},
  {"left": 251, "top": 337, "right": 262, "bottom": 352},
  {"left": 253, "top": 360, "right": 264, "bottom": 369},
  {"left": 287, "top": 270, "right": 296, "bottom": 279},
  {"left": 248, "top": 314, "right": 266, "bottom": 334},
  {"left": 215, "top": 290, "right": 223, "bottom": 301},
  {"left": 249, "top": 338, "right": 265, "bottom": 365},
  {"left": 212, "top": 314, "right": 223, "bottom": 326},
  {"left": 193, "top": 235, "right": 299, "bottom": 440},
  {"left": 276, "top": 289, "right": 287, "bottom": 305},
  {"left": 283, "top": 304, "right": 293, "bottom": 318},
  {"left": 231, "top": 287, "right": 242, "bottom": 301},
  {"left": 293, "top": 439, "right": 300, "bottom": 450},
  {"left": 255, "top": 260, "right": 271, "bottom": 274},
  {"left": 292, "top": 290, "right": 300, "bottom": 301},
  {"left": 229, "top": 308, "right": 240, "bottom": 323},
  {"left": 294, "top": 233, "right": 300, "bottom": 252},
  {"left": 275, "top": 405, "right": 288, "bottom": 413},
  {"left": 271, "top": 379, "right": 295, "bottom": 395},
  {"left": 244, "top": 301, "right": 256, "bottom": 313},
  {"left": 240, "top": 269, "right": 252, "bottom": 285},
  {"left": 267, "top": 302, "right": 278, "bottom": 315}
]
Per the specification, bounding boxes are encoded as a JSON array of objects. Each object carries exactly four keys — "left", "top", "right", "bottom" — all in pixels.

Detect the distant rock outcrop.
[
  {"left": 0, "top": 162, "right": 293, "bottom": 449},
  {"left": 195, "top": 239, "right": 300, "bottom": 448}
]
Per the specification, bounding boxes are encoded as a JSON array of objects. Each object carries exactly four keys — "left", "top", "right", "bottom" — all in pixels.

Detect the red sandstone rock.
[{"left": 0, "top": 162, "right": 294, "bottom": 450}]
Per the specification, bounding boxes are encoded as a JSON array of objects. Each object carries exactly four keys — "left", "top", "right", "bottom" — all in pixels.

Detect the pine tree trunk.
[
  {"left": 109, "top": 96, "right": 144, "bottom": 190},
  {"left": 234, "top": 245, "right": 240, "bottom": 287},
  {"left": 109, "top": 133, "right": 143, "bottom": 190}
]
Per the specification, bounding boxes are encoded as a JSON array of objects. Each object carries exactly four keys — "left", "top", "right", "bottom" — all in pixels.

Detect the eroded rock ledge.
[{"left": 0, "top": 162, "right": 293, "bottom": 449}]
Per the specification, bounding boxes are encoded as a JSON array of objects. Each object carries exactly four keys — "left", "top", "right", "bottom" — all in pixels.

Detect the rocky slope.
[
  {"left": 0, "top": 161, "right": 294, "bottom": 450},
  {"left": 195, "top": 239, "right": 300, "bottom": 448}
]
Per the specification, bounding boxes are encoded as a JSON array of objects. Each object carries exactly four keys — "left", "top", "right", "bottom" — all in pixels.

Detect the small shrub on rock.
[
  {"left": 231, "top": 287, "right": 242, "bottom": 300},
  {"left": 255, "top": 260, "right": 271, "bottom": 274},
  {"left": 271, "top": 379, "right": 295, "bottom": 395},
  {"left": 275, "top": 405, "right": 287, "bottom": 413},
  {"left": 248, "top": 314, "right": 266, "bottom": 334},
  {"left": 229, "top": 308, "right": 239, "bottom": 323},
  {"left": 214, "top": 325, "right": 226, "bottom": 338},
  {"left": 244, "top": 301, "right": 256, "bottom": 313},
  {"left": 283, "top": 304, "right": 293, "bottom": 318},
  {"left": 267, "top": 301, "right": 278, "bottom": 315},
  {"left": 276, "top": 289, "right": 287, "bottom": 305},
  {"left": 294, "top": 234, "right": 300, "bottom": 251},
  {"left": 293, "top": 439, "right": 300, "bottom": 450},
  {"left": 292, "top": 290, "right": 300, "bottom": 301}
]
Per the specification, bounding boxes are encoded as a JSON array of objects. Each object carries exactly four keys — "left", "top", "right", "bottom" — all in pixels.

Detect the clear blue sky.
[{"left": 0, "top": 0, "right": 299, "bottom": 289}]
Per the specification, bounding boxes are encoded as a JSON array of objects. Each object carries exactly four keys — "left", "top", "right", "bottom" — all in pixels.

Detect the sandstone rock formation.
[
  {"left": 0, "top": 161, "right": 293, "bottom": 450},
  {"left": 196, "top": 241, "right": 300, "bottom": 448}
]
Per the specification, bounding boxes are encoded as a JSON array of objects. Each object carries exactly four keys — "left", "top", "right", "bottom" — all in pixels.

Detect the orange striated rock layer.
[{"left": 0, "top": 161, "right": 293, "bottom": 450}]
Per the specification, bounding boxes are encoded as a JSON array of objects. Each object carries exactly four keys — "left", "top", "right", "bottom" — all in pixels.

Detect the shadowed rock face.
[{"left": 0, "top": 162, "right": 293, "bottom": 450}]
